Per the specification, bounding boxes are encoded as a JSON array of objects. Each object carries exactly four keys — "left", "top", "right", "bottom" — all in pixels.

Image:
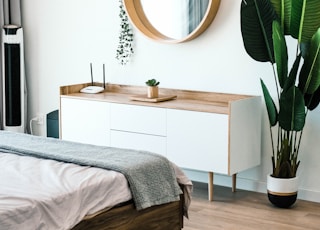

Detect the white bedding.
[{"left": 0, "top": 152, "right": 132, "bottom": 230}]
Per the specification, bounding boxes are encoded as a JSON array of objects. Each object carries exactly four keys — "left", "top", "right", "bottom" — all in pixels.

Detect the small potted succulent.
[{"left": 145, "top": 79, "right": 160, "bottom": 98}]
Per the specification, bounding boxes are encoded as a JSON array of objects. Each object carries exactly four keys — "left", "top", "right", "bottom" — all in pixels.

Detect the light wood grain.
[
  {"left": 208, "top": 172, "right": 214, "bottom": 201},
  {"left": 60, "top": 83, "right": 254, "bottom": 114},
  {"left": 184, "top": 182, "right": 320, "bottom": 230},
  {"left": 129, "top": 94, "right": 177, "bottom": 102}
]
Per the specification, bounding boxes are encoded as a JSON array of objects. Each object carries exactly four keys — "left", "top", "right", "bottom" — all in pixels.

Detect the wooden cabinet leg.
[
  {"left": 208, "top": 172, "right": 214, "bottom": 201},
  {"left": 232, "top": 173, "right": 237, "bottom": 192}
]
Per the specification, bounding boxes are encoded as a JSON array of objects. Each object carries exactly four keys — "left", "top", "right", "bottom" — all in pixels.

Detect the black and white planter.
[{"left": 267, "top": 174, "right": 298, "bottom": 208}]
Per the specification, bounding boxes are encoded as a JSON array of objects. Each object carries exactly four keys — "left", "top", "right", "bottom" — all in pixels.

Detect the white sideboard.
[{"left": 60, "top": 83, "right": 262, "bottom": 200}]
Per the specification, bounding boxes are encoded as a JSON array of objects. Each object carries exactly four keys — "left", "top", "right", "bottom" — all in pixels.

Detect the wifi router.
[
  {"left": 80, "top": 86, "right": 104, "bottom": 94},
  {"left": 80, "top": 63, "right": 106, "bottom": 94}
]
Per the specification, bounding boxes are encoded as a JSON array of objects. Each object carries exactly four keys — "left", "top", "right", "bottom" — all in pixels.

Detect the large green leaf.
[
  {"left": 304, "top": 85, "right": 320, "bottom": 110},
  {"left": 260, "top": 79, "right": 278, "bottom": 126},
  {"left": 273, "top": 20, "right": 288, "bottom": 88},
  {"left": 283, "top": 53, "right": 302, "bottom": 92},
  {"left": 290, "top": 0, "right": 320, "bottom": 43},
  {"left": 298, "top": 28, "right": 320, "bottom": 94},
  {"left": 270, "top": 0, "right": 292, "bottom": 34},
  {"left": 279, "top": 86, "right": 306, "bottom": 131},
  {"left": 300, "top": 41, "right": 310, "bottom": 59},
  {"left": 240, "top": 0, "right": 278, "bottom": 63}
]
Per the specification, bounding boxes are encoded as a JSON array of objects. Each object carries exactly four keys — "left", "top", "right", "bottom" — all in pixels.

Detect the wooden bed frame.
[{"left": 73, "top": 192, "right": 184, "bottom": 230}]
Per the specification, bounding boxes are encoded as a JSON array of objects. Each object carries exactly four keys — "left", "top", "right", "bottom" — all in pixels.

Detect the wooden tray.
[{"left": 129, "top": 94, "right": 177, "bottom": 103}]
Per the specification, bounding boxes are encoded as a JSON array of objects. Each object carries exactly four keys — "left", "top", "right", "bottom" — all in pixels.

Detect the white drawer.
[
  {"left": 110, "top": 103, "right": 166, "bottom": 136},
  {"left": 110, "top": 130, "right": 166, "bottom": 156}
]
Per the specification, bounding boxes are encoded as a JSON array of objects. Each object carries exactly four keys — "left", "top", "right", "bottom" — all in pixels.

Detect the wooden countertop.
[{"left": 60, "top": 83, "right": 256, "bottom": 114}]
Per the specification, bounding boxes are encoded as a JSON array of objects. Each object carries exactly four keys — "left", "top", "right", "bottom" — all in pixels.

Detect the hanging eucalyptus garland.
[{"left": 116, "top": 0, "right": 134, "bottom": 65}]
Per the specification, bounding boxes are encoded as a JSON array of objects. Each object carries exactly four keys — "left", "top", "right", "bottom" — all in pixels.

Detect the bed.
[{"left": 0, "top": 131, "right": 192, "bottom": 230}]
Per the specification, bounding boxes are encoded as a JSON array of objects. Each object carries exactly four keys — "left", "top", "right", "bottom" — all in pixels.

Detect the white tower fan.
[{"left": 1, "top": 25, "right": 26, "bottom": 133}]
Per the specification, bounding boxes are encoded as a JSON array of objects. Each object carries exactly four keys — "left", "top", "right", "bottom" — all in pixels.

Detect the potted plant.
[
  {"left": 240, "top": 0, "right": 320, "bottom": 208},
  {"left": 145, "top": 79, "right": 160, "bottom": 98}
]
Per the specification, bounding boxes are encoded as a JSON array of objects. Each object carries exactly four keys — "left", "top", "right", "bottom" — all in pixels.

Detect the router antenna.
[
  {"left": 80, "top": 63, "right": 104, "bottom": 94},
  {"left": 103, "top": 64, "right": 106, "bottom": 89},
  {"left": 90, "top": 63, "right": 93, "bottom": 86}
]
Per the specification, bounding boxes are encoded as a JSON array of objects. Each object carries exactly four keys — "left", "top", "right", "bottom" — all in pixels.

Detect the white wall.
[{"left": 21, "top": 0, "right": 320, "bottom": 202}]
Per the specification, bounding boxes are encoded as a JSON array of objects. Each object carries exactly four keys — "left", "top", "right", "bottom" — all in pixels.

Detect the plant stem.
[
  {"left": 271, "top": 63, "right": 280, "bottom": 101},
  {"left": 296, "top": 111, "right": 308, "bottom": 155},
  {"left": 269, "top": 125, "right": 276, "bottom": 165},
  {"left": 270, "top": 59, "right": 281, "bottom": 174}
]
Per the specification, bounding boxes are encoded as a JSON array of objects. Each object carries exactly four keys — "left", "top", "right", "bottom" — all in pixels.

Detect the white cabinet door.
[
  {"left": 60, "top": 98, "right": 110, "bottom": 146},
  {"left": 167, "top": 109, "right": 229, "bottom": 174}
]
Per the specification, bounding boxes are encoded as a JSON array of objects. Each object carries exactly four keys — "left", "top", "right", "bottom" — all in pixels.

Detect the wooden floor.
[{"left": 184, "top": 182, "right": 320, "bottom": 230}]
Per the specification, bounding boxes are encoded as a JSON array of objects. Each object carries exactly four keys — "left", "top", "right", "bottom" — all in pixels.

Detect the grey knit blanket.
[{"left": 0, "top": 131, "right": 181, "bottom": 210}]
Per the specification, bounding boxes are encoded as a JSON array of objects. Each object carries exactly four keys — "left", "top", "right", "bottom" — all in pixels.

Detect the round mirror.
[{"left": 123, "top": 0, "right": 221, "bottom": 43}]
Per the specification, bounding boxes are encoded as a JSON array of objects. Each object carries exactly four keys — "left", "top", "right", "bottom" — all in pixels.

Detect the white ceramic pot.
[{"left": 267, "top": 174, "right": 298, "bottom": 208}]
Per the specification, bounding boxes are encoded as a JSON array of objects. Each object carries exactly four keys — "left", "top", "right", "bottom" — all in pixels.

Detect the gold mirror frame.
[{"left": 123, "top": 0, "right": 221, "bottom": 43}]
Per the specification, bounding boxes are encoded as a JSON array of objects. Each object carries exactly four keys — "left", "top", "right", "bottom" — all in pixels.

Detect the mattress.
[
  {"left": 0, "top": 131, "right": 182, "bottom": 211},
  {"left": 0, "top": 152, "right": 132, "bottom": 230}
]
